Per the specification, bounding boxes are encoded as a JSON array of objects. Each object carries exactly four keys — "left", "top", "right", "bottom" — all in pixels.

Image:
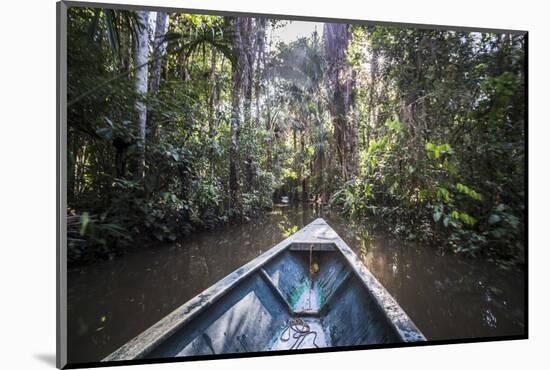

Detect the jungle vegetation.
[{"left": 66, "top": 8, "right": 525, "bottom": 266}]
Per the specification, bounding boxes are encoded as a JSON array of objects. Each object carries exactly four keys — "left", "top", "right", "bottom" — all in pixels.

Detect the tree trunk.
[
  {"left": 300, "top": 128, "right": 307, "bottom": 201},
  {"left": 263, "top": 21, "right": 273, "bottom": 172},
  {"left": 323, "top": 23, "right": 353, "bottom": 180},
  {"left": 149, "top": 12, "right": 169, "bottom": 141},
  {"left": 254, "top": 18, "right": 266, "bottom": 128},
  {"left": 150, "top": 12, "right": 168, "bottom": 93},
  {"left": 113, "top": 137, "right": 130, "bottom": 178},
  {"left": 229, "top": 17, "right": 245, "bottom": 209},
  {"left": 134, "top": 11, "right": 150, "bottom": 179},
  {"left": 266, "top": 106, "right": 273, "bottom": 171},
  {"left": 242, "top": 19, "right": 257, "bottom": 193}
]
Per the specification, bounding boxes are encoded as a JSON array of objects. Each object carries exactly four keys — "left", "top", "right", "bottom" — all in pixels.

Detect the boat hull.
[{"left": 103, "top": 218, "right": 425, "bottom": 361}]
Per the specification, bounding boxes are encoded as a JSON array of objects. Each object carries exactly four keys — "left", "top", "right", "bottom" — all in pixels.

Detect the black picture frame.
[{"left": 57, "top": 1, "right": 528, "bottom": 368}]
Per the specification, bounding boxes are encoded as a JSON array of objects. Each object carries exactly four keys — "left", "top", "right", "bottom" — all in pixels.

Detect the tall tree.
[
  {"left": 254, "top": 18, "right": 267, "bottom": 128},
  {"left": 134, "top": 11, "right": 150, "bottom": 178},
  {"left": 228, "top": 17, "right": 246, "bottom": 207},
  {"left": 149, "top": 12, "right": 169, "bottom": 142},
  {"left": 323, "top": 23, "right": 355, "bottom": 180},
  {"left": 150, "top": 12, "right": 169, "bottom": 93},
  {"left": 242, "top": 18, "right": 257, "bottom": 193}
]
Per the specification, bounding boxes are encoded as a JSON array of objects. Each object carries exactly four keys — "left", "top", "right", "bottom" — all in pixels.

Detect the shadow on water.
[{"left": 67, "top": 204, "right": 524, "bottom": 363}]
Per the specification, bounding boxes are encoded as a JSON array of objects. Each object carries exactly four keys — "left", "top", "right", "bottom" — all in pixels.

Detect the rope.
[
  {"left": 279, "top": 318, "right": 319, "bottom": 349},
  {"left": 278, "top": 246, "right": 320, "bottom": 350}
]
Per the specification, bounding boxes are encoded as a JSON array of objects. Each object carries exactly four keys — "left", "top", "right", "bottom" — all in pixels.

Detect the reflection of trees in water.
[
  {"left": 364, "top": 239, "right": 524, "bottom": 339},
  {"left": 188, "top": 244, "right": 210, "bottom": 283}
]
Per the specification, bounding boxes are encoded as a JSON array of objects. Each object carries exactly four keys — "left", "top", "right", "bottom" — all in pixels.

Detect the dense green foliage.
[
  {"left": 67, "top": 8, "right": 525, "bottom": 265},
  {"left": 331, "top": 29, "right": 525, "bottom": 264}
]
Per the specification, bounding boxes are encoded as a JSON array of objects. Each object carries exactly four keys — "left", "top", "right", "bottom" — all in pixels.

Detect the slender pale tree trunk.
[
  {"left": 149, "top": 12, "right": 168, "bottom": 142},
  {"left": 265, "top": 25, "right": 274, "bottom": 172},
  {"left": 150, "top": 12, "right": 168, "bottom": 93},
  {"left": 300, "top": 127, "right": 307, "bottom": 201},
  {"left": 254, "top": 18, "right": 266, "bottom": 128},
  {"left": 134, "top": 11, "right": 150, "bottom": 179},
  {"left": 315, "top": 100, "right": 325, "bottom": 203}
]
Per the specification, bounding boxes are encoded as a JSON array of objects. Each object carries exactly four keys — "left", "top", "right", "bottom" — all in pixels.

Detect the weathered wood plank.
[
  {"left": 103, "top": 226, "right": 301, "bottom": 361},
  {"left": 103, "top": 218, "right": 425, "bottom": 362},
  {"left": 318, "top": 219, "right": 426, "bottom": 342}
]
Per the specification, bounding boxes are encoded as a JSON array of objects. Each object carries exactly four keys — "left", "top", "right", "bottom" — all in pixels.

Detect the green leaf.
[
  {"left": 385, "top": 118, "right": 403, "bottom": 132},
  {"left": 491, "top": 228, "right": 506, "bottom": 238},
  {"left": 104, "top": 10, "right": 120, "bottom": 61},
  {"left": 488, "top": 214, "right": 501, "bottom": 225},
  {"left": 456, "top": 183, "right": 482, "bottom": 201},
  {"left": 436, "top": 187, "right": 450, "bottom": 203},
  {"left": 80, "top": 212, "right": 90, "bottom": 236},
  {"left": 507, "top": 214, "right": 520, "bottom": 229},
  {"left": 425, "top": 142, "right": 453, "bottom": 159},
  {"left": 95, "top": 127, "right": 113, "bottom": 140},
  {"left": 459, "top": 212, "right": 476, "bottom": 226},
  {"left": 433, "top": 210, "right": 442, "bottom": 222}
]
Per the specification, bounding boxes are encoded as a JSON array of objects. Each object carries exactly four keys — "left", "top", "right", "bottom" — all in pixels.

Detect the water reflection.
[{"left": 67, "top": 204, "right": 524, "bottom": 364}]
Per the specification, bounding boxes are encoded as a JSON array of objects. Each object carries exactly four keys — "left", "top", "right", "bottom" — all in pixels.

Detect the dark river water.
[{"left": 67, "top": 204, "right": 525, "bottom": 364}]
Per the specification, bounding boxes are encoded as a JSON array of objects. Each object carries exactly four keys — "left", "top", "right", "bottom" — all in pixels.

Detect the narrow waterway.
[{"left": 67, "top": 204, "right": 525, "bottom": 364}]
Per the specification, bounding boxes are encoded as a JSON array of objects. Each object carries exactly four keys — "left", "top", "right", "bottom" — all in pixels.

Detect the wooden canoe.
[{"left": 103, "top": 218, "right": 425, "bottom": 362}]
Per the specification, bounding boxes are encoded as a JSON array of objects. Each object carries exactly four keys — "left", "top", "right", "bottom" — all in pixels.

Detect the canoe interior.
[{"left": 146, "top": 245, "right": 401, "bottom": 358}]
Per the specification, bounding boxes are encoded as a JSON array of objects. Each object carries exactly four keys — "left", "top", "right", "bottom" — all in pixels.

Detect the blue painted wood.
[{"left": 103, "top": 219, "right": 426, "bottom": 362}]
